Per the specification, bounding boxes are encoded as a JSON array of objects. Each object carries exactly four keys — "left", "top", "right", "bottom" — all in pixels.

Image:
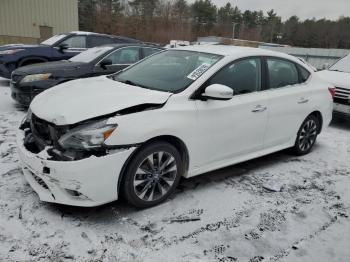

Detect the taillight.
[{"left": 328, "top": 86, "right": 336, "bottom": 99}]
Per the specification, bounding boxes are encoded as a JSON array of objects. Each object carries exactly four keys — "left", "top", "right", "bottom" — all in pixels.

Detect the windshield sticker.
[{"left": 187, "top": 63, "right": 211, "bottom": 80}]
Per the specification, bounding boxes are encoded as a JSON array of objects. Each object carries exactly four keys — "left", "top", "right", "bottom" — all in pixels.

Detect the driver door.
[
  {"left": 195, "top": 57, "right": 269, "bottom": 166},
  {"left": 93, "top": 46, "right": 141, "bottom": 76}
]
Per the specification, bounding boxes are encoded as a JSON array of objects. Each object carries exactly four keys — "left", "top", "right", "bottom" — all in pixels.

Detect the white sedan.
[{"left": 17, "top": 45, "right": 333, "bottom": 207}]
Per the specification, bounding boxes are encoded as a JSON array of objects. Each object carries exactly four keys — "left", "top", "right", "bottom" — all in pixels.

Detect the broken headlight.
[{"left": 58, "top": 119, "right": 117, "bottom": 151}]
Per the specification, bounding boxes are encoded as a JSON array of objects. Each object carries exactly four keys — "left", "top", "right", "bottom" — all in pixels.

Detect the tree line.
[{"left": 78, "top": 0, "right": 350, "bottom": 48}]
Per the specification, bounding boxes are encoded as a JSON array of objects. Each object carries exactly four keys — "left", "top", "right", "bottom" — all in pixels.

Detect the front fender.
[
  {"left": 104, "top": 101, "right": 200, "bottom": 169},
  {"left": 105, "top": 107, "right": 195, "bottom": 146}
]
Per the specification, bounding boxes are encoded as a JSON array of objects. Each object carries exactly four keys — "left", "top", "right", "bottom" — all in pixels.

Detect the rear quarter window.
[
  {"left": 267, "top": 58, "right": 299, "bottom": 89},
  {"left": 298, "top": 65, "right": 311, "bottom": 83}
]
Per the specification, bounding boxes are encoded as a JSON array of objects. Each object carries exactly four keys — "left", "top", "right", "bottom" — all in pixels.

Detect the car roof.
[
  {"left": 69, "top": 31, "right": 140, "bottom": 42},
  {"left": 98, "top": 43, "right": 165, "bottom": 49},
  {"left": 70, "top": 31, "right": 100, "bottom": 35},
  {"left": 174, "top": 44, "right": 301, "bottom": 63}
]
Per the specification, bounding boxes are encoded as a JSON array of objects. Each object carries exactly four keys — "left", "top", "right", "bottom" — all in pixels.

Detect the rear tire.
[
  {"left": 121, "top": 141, "right": 183, "bottom": 208},
  {"left": 292, "top": 115, "right": 319, "bottom": 156}
]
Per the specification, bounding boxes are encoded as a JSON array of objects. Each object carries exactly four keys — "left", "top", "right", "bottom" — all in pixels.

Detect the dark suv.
[{"left": 0, "top": 31, "right": 140, "bottom": 79}]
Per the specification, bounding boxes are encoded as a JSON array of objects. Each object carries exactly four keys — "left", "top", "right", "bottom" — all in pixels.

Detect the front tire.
[
  {"left": 121, "top": 141, "right": 183, "bottom": 208},
  {"left": 292, "top": 115, "right": 319, "bottom": 156}
]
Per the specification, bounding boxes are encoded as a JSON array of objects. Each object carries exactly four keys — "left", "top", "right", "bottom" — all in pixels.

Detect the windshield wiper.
[
  {"left": 123, "top": 80, "right": 138, "bottom": 86},
  {"left": 118, "top": 79, "right": 152, "bottom": 90},
  {"left": 111, "top": 77, "right": 172, "bottom": 93}
]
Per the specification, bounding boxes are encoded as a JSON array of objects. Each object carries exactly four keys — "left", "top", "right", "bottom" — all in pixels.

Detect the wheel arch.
[
  {"left": 117, "top": 135, "right": 190, "bottom": 192},
  {"left": 18, "top": 56, "right": 48, "bottom": 67}
]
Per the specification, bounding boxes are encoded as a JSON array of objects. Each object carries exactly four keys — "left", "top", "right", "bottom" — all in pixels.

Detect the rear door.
[
  {"left": 93, "top": 46, "right": 141, "bottom": 75},
  {"left": 263, "top": 57, "right": 313, "bottom": 148}
]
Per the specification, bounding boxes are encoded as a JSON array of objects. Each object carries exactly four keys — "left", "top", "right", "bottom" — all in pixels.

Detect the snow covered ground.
[{"left": 0, "top": 77, "right": 350, "bottom": 262}]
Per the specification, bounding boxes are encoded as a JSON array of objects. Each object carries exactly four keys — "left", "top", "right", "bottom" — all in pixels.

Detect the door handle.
[
  {"left": 252, "top": 105, "right": 267, "bottom": 113},
  {"left": 298, "top": 98, "right": 309, "bottom": 104}
]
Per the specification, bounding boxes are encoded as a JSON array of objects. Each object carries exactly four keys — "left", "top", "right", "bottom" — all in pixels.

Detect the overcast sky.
[{"left": 196, "top": 0, "right": 349, "bottom": 21}]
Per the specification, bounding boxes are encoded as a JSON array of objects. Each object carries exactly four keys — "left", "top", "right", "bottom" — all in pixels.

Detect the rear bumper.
[
  {"left": 333, "top": 102, "right": 350, "bottom": 116},
  {"left": 17, "top": 128, "right": 136, "bottom": 207}
]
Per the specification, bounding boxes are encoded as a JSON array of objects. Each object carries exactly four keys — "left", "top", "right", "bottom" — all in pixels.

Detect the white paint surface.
[{"left": 1, "top": 60, "right": 350, "bottom": 261}]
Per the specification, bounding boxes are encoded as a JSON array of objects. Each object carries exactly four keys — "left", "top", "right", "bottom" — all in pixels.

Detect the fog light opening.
[{"left": 65, "top": 189, "right": 89, "bottom": 200}]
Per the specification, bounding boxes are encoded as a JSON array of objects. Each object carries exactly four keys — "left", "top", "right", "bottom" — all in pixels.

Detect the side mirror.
[
  {"left": 58, "top": 43, "right": 68, "bottom": 52},
  {"left": 203, "top": 84, "right": 234, "bottom": 100},
  {"left": 100, "top": 59, "right": 112, "bottom": 69}
]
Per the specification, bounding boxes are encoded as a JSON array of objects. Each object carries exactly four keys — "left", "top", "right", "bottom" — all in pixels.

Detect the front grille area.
[
  {"left": 334, "top": 87, "right": 350, "bottom": 106},
  {"left": 31, "top": 114, "right": 53, "bottom": 143},
  {"left": 13, "top": 87, "right": 44, "bottom": 106},
  {"left": 29, "top": 114, "right": 68, "bottom": 151}
]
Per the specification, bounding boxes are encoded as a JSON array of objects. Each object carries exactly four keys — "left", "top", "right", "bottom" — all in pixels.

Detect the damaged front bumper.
[{"left": 17, "top": 128, "right": 136, "bottom": 207}]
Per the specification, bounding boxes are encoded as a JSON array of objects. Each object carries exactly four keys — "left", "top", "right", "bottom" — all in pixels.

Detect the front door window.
[{"left": 207, "top": 58, "right": 262, "bottom": 95}]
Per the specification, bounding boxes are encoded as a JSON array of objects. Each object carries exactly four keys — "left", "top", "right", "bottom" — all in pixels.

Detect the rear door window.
[
  {"left": 267, "top": 58, "right": 299, "bottom": 89},
  {"left": 88, "top": 36, "right": 114, "bottom": 47}
]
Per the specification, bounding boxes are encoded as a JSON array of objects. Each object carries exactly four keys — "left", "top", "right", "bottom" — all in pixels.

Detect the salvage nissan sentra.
[{"left": 17, "top": 45, "right": 334, "bottom": 208}]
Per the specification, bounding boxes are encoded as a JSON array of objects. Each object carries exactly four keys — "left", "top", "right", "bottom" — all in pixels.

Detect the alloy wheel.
[
  {"left": 298, "top": 119, "right": 317, "bottom": 152},
  {"left": 133, "top": 151, "right": 177, "bottom": 202}
]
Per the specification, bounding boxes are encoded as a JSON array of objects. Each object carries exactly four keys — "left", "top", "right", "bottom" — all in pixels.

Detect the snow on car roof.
[
  {"left": 174, "top": 44, "right": 301, "bottom": 62},
  {"left": 69, "top": 31, "right": 140, "bottom": 42},
  {"left": 70, "top": 31, "right": 100, "bottom": 35}
]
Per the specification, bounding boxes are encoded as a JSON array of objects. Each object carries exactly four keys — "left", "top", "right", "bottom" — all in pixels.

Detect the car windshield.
[
  {"left": 41, "top": 34, "right": 67, "bottom": 46},
  {"left": 69, "top": 46, "right": 114, "bottom": 63},
  {"left": 329, "top": 54, "right": 350, "bottom": 73},
  {"left": 113, "top": 50, "right": 223, "bottom": 93}
]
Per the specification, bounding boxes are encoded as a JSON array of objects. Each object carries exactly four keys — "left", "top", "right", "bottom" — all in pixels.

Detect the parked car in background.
[
  {"left": 18, "top": 45, "right": 333, "bottom": 208},
  {"left": 317, "top": 54, "right": 350, "bottom": 116},
  {"left": 165, "top": 40, "right": 191, "bottom": 48},
  {"left": 0, "top": 31, "right": 140, "bottom": 79},
  {"left": 11, "top": 44, "right": 163, "bottom": 106}
]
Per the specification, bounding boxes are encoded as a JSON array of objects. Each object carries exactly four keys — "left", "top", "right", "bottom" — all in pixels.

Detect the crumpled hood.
[
  {"left": 316, "top": 70, "right": 350, "bottom": 89},
  {"left": 30, "top": 76, "right": 172, "bottom": 125}
]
